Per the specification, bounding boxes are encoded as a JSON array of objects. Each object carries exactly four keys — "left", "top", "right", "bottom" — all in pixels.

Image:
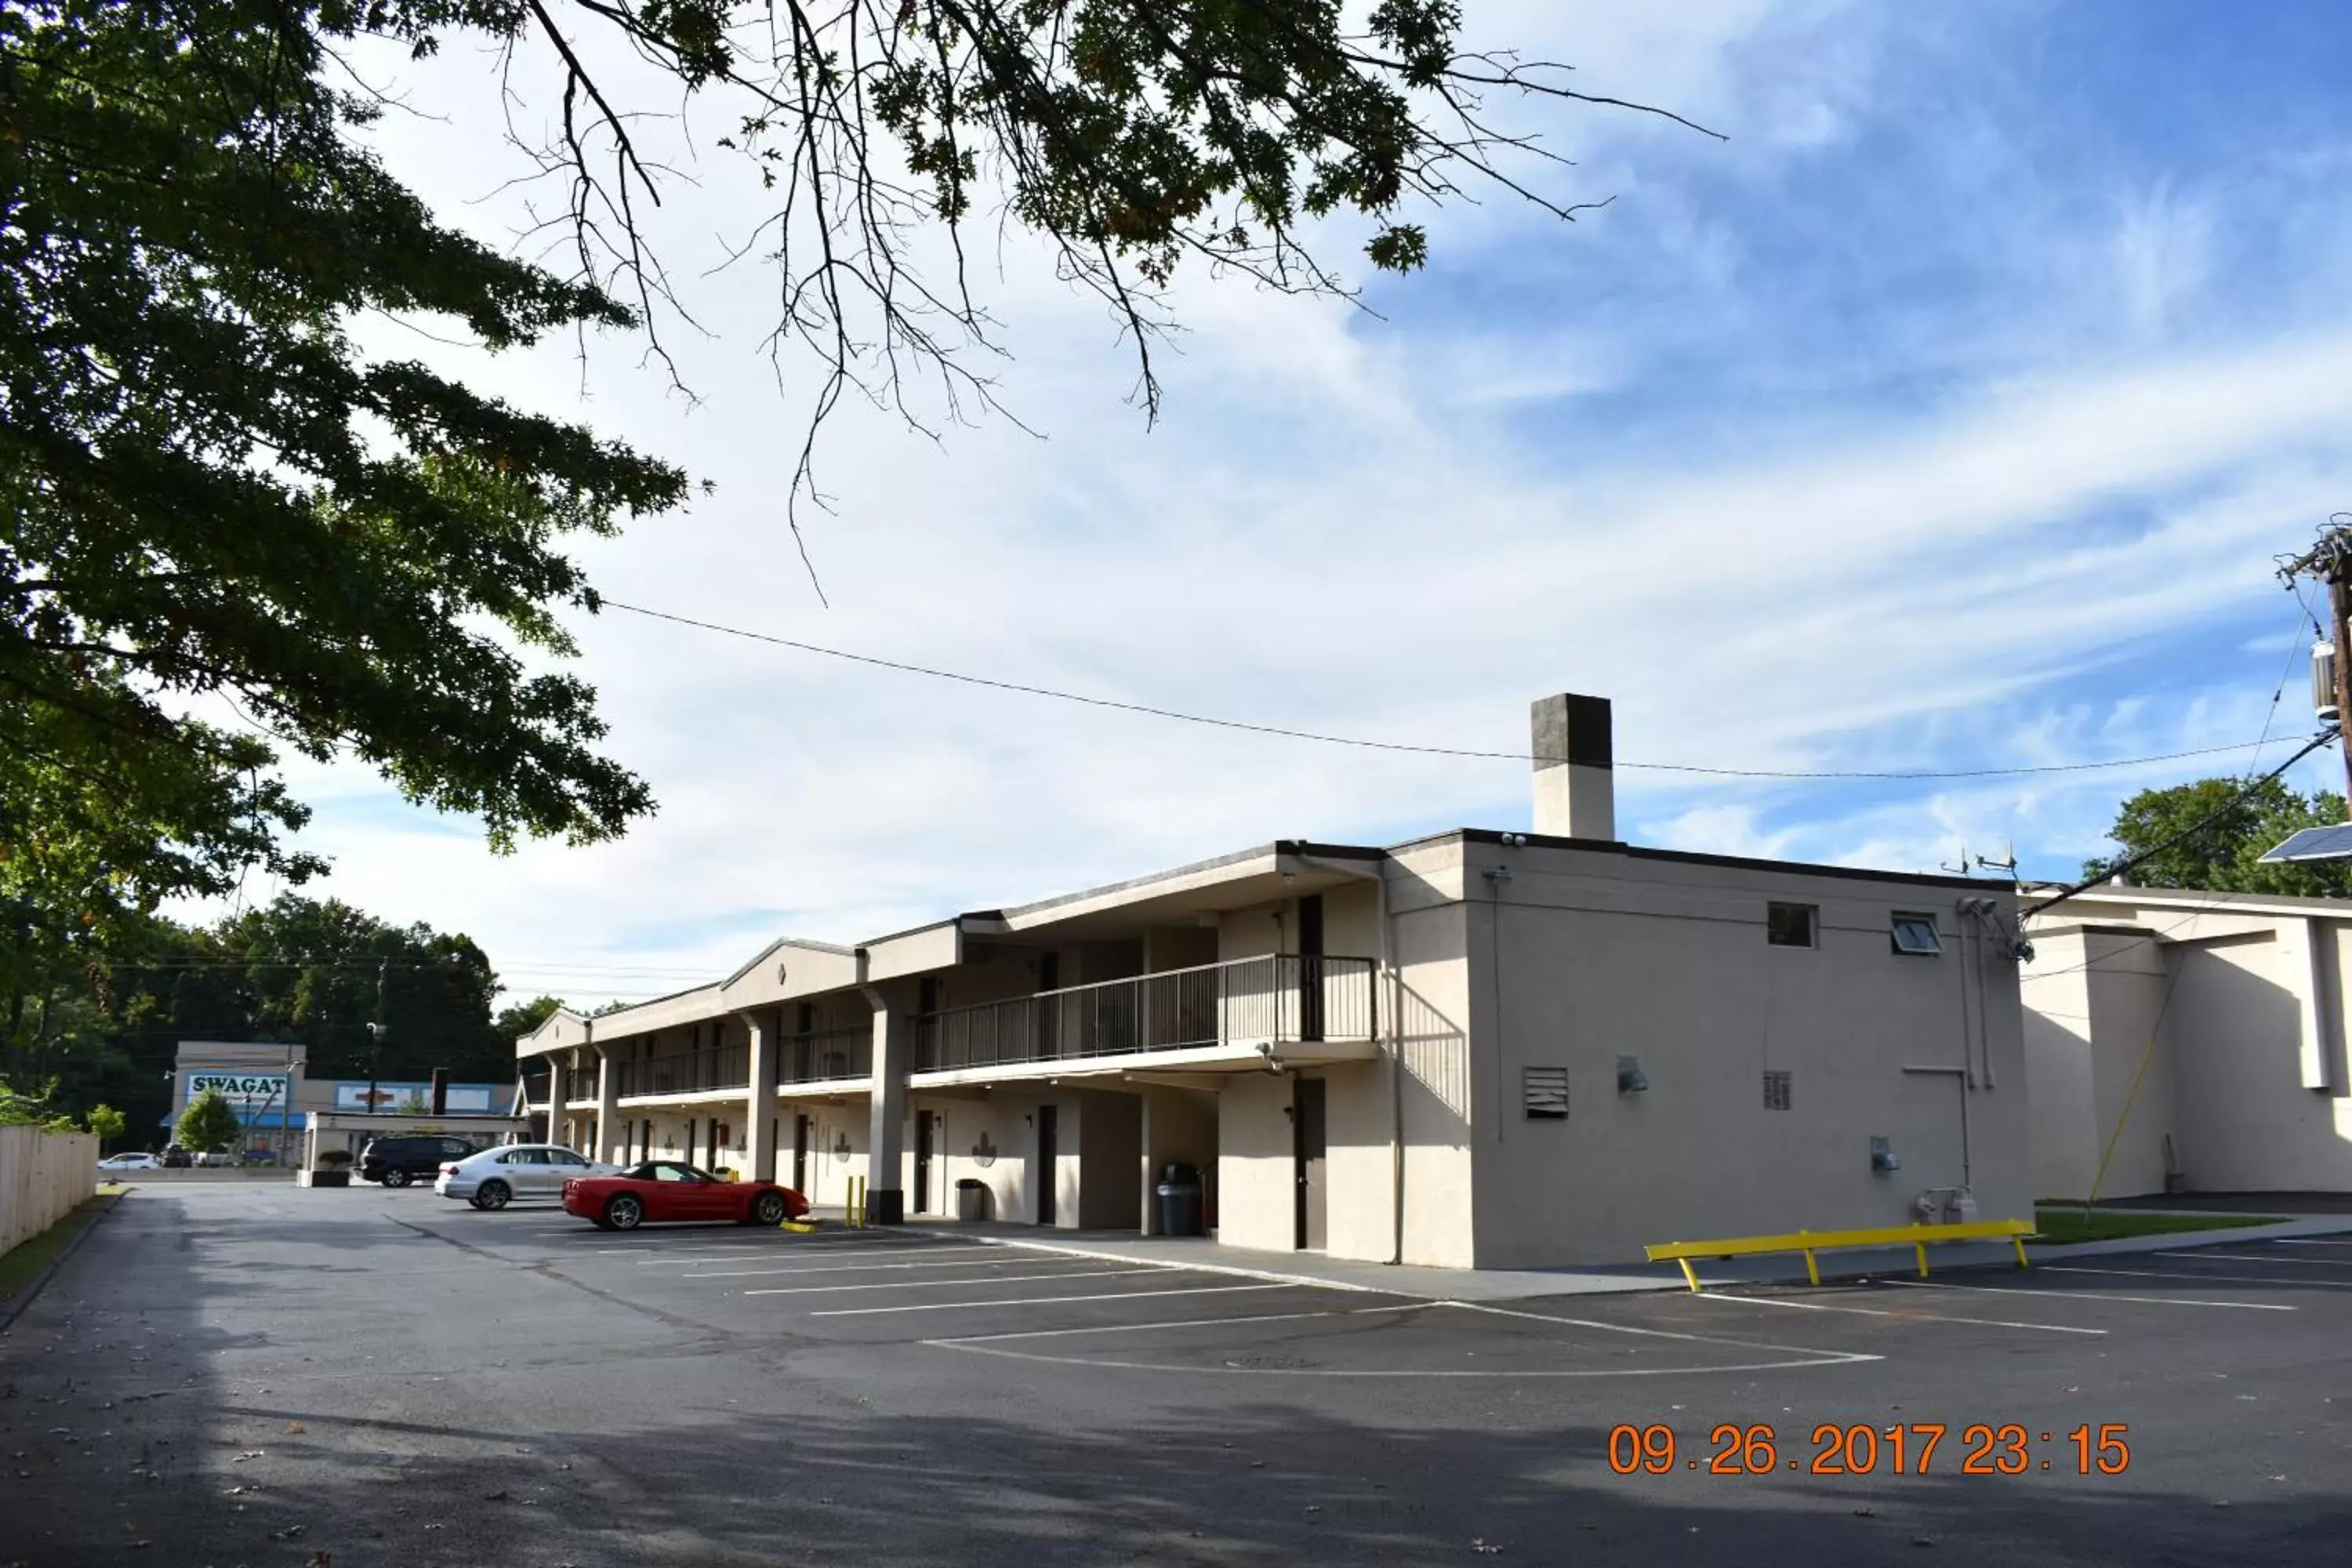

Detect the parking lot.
[{"left": 4, "top": 1185, "right": 2350, "bottom": 1566}]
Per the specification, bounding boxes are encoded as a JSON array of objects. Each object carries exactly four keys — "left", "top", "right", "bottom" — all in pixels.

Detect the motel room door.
[
  {"left": 1293, "top": 1077, "right": 1327, "bottom": 1250},
  {"left": 914, "top": 1110, "right": 937, "bottom": 1214},
  {"left": 1036, "top": 1104, "right": 1058, "bottom": 1225}
]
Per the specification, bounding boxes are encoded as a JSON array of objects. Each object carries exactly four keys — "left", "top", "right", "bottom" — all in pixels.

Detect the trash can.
[
  {"left": 954, "top": 1177, "right": 988, "bottom": 1221},
  {"left": 1155, "top": 1163, "right": 1203, "bottom": 1237}
]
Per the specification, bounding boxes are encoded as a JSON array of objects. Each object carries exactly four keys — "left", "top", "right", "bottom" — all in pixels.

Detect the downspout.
[{"left": 1290, "top": 851, "right": 1403, "bottom": 1265}]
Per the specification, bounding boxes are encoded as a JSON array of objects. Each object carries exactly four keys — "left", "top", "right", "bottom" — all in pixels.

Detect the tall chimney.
[{"left": 1530, "top": 694, "right": 1615, "bottom": 840}]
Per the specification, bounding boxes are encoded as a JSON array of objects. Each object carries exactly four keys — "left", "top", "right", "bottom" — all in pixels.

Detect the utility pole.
[
  {"left": 365, "top": 960, "right": 387, "bottom": 1119},
  {"left": 2281, "top": 518, "right": 2352, "bottom": 801}
]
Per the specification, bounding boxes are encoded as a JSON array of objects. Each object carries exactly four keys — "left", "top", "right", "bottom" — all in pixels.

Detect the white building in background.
[
  {"left": 2022, "top": 884, "right": 2352, "bottom": 1200},
  {"left": 520, "top": 695, "right": 2036, "bottom": 1268}
]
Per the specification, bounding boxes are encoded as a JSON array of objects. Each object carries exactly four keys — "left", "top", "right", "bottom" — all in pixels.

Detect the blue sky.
[{"left": 228, "top": 2, "right": 2352, "bottom": 1004}]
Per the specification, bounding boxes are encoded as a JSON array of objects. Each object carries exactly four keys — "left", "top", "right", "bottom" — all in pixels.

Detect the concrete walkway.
[{"left": 844, "top": 1210, "right": 2352, "bottom": 1300}]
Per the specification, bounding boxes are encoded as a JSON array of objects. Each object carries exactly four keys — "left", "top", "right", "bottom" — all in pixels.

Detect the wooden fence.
[{"left": 1, "top": 1125, "right": 97, "bottom": 1257}]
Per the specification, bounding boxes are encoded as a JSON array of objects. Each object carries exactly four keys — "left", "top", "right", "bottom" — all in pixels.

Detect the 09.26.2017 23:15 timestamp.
[{"left": 1608, "top": 1422, "right": 2132, "bottom": 1478}]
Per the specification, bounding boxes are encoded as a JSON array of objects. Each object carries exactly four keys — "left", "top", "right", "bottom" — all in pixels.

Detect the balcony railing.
[
  {"left": 616, "top": 1045, "right": 750, "bottom": 1100},
  {"left": 777, "top": 1024, "right": 873, "bottom": 1087},
  {"left": 563, "top": 1070, "right": 603, "bottom": 1105},
  {"left": 913, "top": 953, "right": 1375, "bottom": 1075},
  {"left": 521, "top": 1069, "right": 550, "bottom": 1106}
]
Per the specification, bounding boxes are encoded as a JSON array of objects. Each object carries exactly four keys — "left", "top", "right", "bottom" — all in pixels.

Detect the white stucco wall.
[
  {"left": 1217, "top": 1072, "right": 1295, "bottom": 1252},
  {"left": 1460, "top": 841, "right": 2033, "bottom": 1268},
  {"left": 2167, "top": 924, "right": 2352, "bottom": 1191},
  {"left": 2019, "top": 930, "right": 2103, "bottom": 1200}
]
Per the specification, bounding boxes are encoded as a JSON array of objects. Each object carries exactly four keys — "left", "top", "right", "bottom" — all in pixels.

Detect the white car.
[
  {"left": 434, "top": 1144, "right": 621, "bottom": 1210},
  {"left": 96, "top": 1152, "right": 162, "bottom": 1171}
]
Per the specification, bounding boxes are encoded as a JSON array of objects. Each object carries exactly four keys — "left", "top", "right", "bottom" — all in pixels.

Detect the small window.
[
  {"left": 1766, "top": 903, "right": 1817, "bottom": 948},
  {"left": 1890, "top": 913, "right": 1944, "bottom": 955},
  {"left": 1523, "top": 1066, "right": 1570, "bottom": 1120},
  {"left": 1763, "top": 1070, "right": 1793, "bottom": 1112}
]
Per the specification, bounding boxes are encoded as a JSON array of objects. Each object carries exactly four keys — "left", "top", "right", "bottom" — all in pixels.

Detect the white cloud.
[{"left": 188, "top": 5, "right": 2352, "bottom": 1007}]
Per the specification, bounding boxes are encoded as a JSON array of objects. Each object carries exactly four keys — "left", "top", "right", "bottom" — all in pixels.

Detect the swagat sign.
[{"left": 185, "top": 1072, "right": 291, "bottom": 1111}]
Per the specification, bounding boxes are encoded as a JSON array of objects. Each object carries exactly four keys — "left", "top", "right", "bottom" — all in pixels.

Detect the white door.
[
  {"left": 505, "top": 1148, "right": 554, "bottom": 1196},
  {"left": 544, "top": 1149, "right": 593, "bottom": 1192}
]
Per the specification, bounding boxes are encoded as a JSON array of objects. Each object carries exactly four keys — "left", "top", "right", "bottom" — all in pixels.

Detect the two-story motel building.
[{"left": 518, "top": 695, "right": 2034, "bottom": 1268}]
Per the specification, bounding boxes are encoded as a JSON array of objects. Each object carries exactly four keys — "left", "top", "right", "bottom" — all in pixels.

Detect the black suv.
[{"left": 358, "top": 1134, "right": 482, "bottom": 1187}]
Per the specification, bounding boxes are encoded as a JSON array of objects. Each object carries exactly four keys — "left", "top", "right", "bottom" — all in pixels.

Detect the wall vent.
[
  {"left": 1763, "top": 1070, "right": 1793, "bottom": 1112},
  {"left": 1523, "top": 1066, "right": 1570, "bottom": 1120}
]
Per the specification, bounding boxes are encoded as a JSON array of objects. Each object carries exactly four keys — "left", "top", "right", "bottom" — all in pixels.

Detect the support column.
[
  {"left": 744, "top": 1009, "right": 780, "bottom": 1182},
  {"left": 548, "top": 1056, "right": 568, "bottom": 1148},
  {"left": 861, "top": 983, "right": 910, "bottom": 1224},
  {"left": 595, "top": 1047, "right": 618, "bottom": 1163}
]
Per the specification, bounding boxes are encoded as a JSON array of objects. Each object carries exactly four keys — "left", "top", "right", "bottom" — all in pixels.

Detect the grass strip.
[
  {"left": 2029, "top": 1206, "right": 2284, "bottom": 1245},
  {"left": 0, "top": 1188, "right": 127, "bottom": 1302}
]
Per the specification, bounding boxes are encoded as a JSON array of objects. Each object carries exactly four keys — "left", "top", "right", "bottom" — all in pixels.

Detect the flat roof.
[
  {"left": 1413, "top": 827, "right": 2001, "bottom": 891},
  {"left": 515, "top": 828, "right": 2006, "bottom": 1053}
]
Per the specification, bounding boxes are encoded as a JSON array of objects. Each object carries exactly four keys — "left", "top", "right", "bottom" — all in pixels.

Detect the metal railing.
[
  {"left": 776, "top": 1024, "right": 873, "bottom": 1087},
  {"left": 521, "top": 1070, "right": 550, "bottom": 1107},
  {"left": 615, "top": 1044, "right": 751, "bottom": 1100},
  {"left": 913, "top": 953, "right": 1374, "bottom": 1074},
  {"left": 563, "top": 1069, "right": 603, "bottom": 1105}
]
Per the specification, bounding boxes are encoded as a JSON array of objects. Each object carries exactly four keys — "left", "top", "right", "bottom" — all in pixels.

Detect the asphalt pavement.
[{"left": 3, "top": 1183, "right": 2349, "bottom": 1566}]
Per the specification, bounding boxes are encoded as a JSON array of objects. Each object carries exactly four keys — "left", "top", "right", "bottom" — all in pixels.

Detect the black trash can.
[{"left": 1155, "top": 1162, "right": 1203, "bottom": 1237}]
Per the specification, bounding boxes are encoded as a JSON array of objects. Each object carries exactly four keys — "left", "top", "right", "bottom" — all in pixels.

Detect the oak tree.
[{"left": 2, "top": 2, "right": 1693, "bottom": 1014}]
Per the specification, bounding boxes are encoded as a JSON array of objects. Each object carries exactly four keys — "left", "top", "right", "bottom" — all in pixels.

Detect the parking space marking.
[
  {"left": 2046, "top": 1264, "right": 2352, "bottom": 1290},
  {"left": 1882, "top": 1278, "right": 2295, "bottom": 1312},
  {"left": 965, "top": 1236, "right": 1388, "bottom": 1295},
  {"left": 1693, "top": 1290, "right": 2106, "bottom": 1335},
  {"left": 926, "top": 1302, "right": 1437, "bottom": 1346},
  {"left": 639, "top": 1244, "right": 977, "bottom": 1266},
  {"left": 742, "top": 1267, "right": 1167, "bottom": 1298},
  {"left": 1439, "top": 1299, "right": 1882, "bottom": 1362},
  {"left": 927, "top": 1298, "right": 1879, "bottom": 1377},
  {"left": 683, "top": 1254, "right": 1042, "bottom": 1279},
  {"left": 2159, "top": 1249, "right": 2352, "bottom": 1268},
  {"left": 811, "top": 1282, "right": 1295, "bottom": 1317}
]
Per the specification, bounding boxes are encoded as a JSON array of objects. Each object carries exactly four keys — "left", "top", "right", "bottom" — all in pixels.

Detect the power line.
[
  {"left": 598, "top": 599, "right": 2293, "bottom": 782},
  {"left": 2021, "top": 727, "right": 2339, "bottom": 920}
]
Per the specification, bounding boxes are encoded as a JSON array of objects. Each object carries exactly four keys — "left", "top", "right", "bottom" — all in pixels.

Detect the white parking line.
[
  {"left": 654, "top": 1245, "right": 979, "bottom": 1269},
  {"left": 2159, "top": 1250, "right": 2352, "bottom": 1268},
  {"left": 2045, "top": 1264, "right": 2352, "bottom": 1291},
  {"left": 927, "top": 1303, "right": 1437, "bottom": 1345},
  {"left": 743, "top": 1268, "right": 1167, "bottom": 1298},
  {"left": 1692, "top": 1290, "right": 2105, "bottom": 1335},
  {"left": 684, "top": 1254, "right": 1052, "bottom": 1279},
  {"left": 1882, "top": 1278, "right": 2294, "bottom": 1312},
  {"left": 1442, "top": 1299, "right": 1882, "bottom": 1361},
  {"left": 810, "top": 1282, "right": 1295, "bottom": 1318}
]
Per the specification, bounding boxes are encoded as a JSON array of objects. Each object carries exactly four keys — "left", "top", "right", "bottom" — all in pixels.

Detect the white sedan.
[
  {"left": 96, "top": 1152, "right": 162, "bottom": 1171},
  {"left": 434, "top": 1145, "right": 621, "bottom": 1210}
]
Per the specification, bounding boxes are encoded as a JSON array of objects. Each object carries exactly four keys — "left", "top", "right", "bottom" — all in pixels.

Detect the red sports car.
[{"left": 562, "top": 1160, "right": 810, "bottom": 1230}]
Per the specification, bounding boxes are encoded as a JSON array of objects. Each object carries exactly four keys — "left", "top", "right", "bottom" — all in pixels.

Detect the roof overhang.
[
  {"left": 960, "top": 840, "right": 1384, "bottom": 943},
  {"left": 720, "top": 938, "right": 863, "bottom": 1010},
  {"left": 906, "top": 1036, "right": 1379, "bottom": 1091}
]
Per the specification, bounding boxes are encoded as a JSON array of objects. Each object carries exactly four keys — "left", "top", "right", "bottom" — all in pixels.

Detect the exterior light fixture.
[
  {"left": 1871, "top": 1136, "right": 1900, "bottom": 1174},
  {"left": 1616, "top": 1055, "right": 1649, "bottom": 1094}
]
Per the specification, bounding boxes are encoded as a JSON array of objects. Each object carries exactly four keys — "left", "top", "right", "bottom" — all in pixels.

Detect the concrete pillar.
[
  {"left": 862, "top": 984, "right": 911, "bottom": 1224},
  {"left": 744, "top": 1010, "right": 780, "bottom": 1182},
  {"left": 594, "top": 1048, "right": 618, "bottom": 1163}
]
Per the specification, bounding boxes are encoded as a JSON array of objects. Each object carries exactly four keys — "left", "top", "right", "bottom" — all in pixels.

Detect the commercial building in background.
[
  {"left": 519, "top": 695, "right": 2036, "bottom": 1269},
  {"left": 165, "top": 1040, "right": 520, "bottom": 1162},
  {"left": 2022, "top": 884, "right": 2352, "bottom": 1200}
]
